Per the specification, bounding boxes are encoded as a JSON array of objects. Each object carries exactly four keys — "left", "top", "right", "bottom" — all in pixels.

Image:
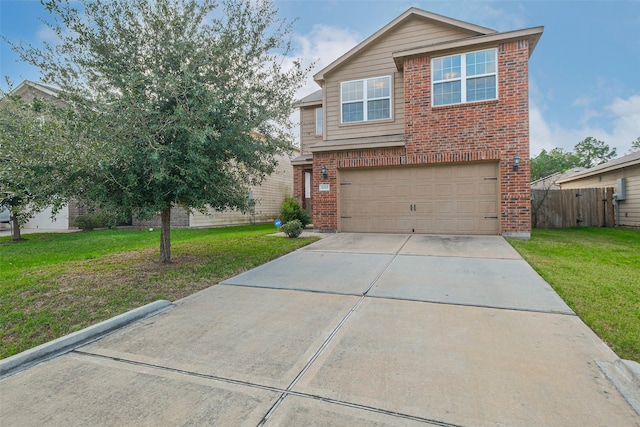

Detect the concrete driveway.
[{"left": 1, "top": 234, "right": 638, "bottom": 426}]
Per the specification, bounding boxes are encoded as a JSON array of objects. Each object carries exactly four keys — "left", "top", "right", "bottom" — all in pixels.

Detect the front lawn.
[
  {"left": 0, "top": 224, "right": 318, "bottom": 359},
  {"left": 508, "top": 227, "right": 640, "bottom": 362}
]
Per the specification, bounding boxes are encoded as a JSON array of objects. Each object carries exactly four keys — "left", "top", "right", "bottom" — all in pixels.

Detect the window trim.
[
  {"left": 431, "top": 48, "right": 498, "bottom": 107},
  {"left": 340, "top": 75, "right": 392, "bottom": 124},
  {"left": 315, "top": 107, "right": 323, "bottom": 136}
]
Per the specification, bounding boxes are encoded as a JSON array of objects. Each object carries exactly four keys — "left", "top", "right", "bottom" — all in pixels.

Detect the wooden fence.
[{"left": 531, "top": 187, "right": 615, "bottom": 229}]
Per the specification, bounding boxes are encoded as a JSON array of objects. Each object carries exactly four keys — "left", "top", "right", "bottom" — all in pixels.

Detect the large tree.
[
  {"left": 0, "top": 93, "right": 73, "bottom": 241},
  {"left": 574, "top": 137, "right": 617, "bottom": 167},
  {"left": 530, "top": 147, "right": 580, "bottom": 182},
  {"left": 10, "top": 0, "right": 307, "bottom": 262},
  {"left": 630, "top": 137, "right": 640, "bottom": 153}
]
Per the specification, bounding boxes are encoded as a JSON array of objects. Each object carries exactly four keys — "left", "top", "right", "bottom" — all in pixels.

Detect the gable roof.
[
  {"left": 313, "top": 7, "right": 496, "bottom": 82},
  {"left": 12, "top": 80, "right": 60, "bottom": 98},
  {"left": 556, "top": 151, "right": 640, "bottom": 184},
  {"left": 530, "top": 168, "right": 586, "bottom": 190},
  {"left": 296, "top": 89, "right": 323, "bottom": 108}
]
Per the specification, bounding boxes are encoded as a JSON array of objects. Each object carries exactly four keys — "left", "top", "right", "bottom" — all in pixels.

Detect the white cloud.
[
  {"left": 424, "top": 1, "right": 528, "bottom": 32},
  {"left": 293, "top": 24, "right": 361, "bottom": 97},
  {"left": 36, "top": 25, "right": 59, "bottom": 43},
  {"left": 572, "top": 96, "right": 591, "bottom": 107},
  {"left": 287, "top": 24, "right": 361, "bottom": 145},
  {"left": 606, "top": 95, "right": 640, "bottom": 152},
  {"left": 530, "top": 95, "right": 640, "bottom": 157}
]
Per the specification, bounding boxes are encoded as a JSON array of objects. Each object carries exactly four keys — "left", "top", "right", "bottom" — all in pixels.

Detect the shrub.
[
  {"left": 73, "top": 212, "right": 119, "bottom": 230},
  {"left": 280, "top": 219, "right": 303, "bottom": 238},
  {"left": 280, "top": 196, "right": 311, "bottom": 227}
]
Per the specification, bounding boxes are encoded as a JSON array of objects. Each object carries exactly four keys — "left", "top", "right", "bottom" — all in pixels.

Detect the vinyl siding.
[
  {"left": 324, "top": 16, "right": 476, "bottom": 141},
  {"left": 300, "top": 106, "right": 323, "bottom": 154},
  {"left": 23, "top": 205, "right": 70, "bottom": 229},
  {"left": 189, "top": 153, "right": 294, "bottom": 227},
  {"left": 559, "top": 163, "right": 640, "bottom": 228}
]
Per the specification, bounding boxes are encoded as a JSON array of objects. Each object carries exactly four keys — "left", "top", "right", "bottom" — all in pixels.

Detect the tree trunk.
[
  {"left": 159, "top": 207, "right": 171, "bottom": 263},
  {"left": 10, "top": 215, "right": 22, "bottom": 242}
]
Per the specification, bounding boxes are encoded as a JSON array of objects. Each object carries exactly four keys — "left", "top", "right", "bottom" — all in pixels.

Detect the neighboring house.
[
  {"left": 134, "top": 149, "right": 296, "bottom": 228},
  {"left": 530, "top": 168, "right": 586, "bottom": 190},
  {"left": 7, "top": 80, "right": 295, "bottom": 230},
  {"left": 4, "top": 80, "right": 82, "bottom": 230},
  {"left": 556, "top": 151, "right": 640, "bottom": 228},
  {"left": 292, "top": 7, "right": 543, "bottom": 238}
]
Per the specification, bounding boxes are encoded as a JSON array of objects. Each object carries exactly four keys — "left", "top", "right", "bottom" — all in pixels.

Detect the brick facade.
[{"left": 296, "top": 39, "right": 532, "bottom": 237}]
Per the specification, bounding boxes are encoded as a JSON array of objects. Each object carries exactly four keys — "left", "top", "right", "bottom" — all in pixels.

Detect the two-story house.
[{"left": 292, "top": 7, "right": 543, "bottom": 239}]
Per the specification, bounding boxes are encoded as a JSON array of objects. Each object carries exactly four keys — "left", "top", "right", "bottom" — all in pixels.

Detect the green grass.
[
  {"left": 508, "top": 227, "right": 640, "bottom": 362},
  {"left": 0, "top": 225, "right": 318, "bottom": 359}
]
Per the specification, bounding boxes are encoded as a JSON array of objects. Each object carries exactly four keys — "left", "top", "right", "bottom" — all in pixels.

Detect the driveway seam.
[
  {"left": 72, "top": 350, "right": 463, "bottom": 426},
  {"left": 365, "top": 294, "right": 578, "bottom": 316},
  {"left": 257, "top": 237, "right": 410, "bottom": 426}
]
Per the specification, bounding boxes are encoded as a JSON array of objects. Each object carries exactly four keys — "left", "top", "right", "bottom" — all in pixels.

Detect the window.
[
  {"left": 315, "top": 107, "right": 323, "bottom": 135},
  {"left": 432, "top": 48, "right": 497, "bottom": 106},
  {"left": 341, "top": 76, "right": 391, "bottom": 123}
]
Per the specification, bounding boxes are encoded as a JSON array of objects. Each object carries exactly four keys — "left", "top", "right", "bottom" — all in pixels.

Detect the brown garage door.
[{"left": 339, "top": 163, "right": 499, "bottom": 234}]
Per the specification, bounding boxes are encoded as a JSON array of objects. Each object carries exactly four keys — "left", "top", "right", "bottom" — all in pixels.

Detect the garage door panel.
[
  {"left": 414, "top": 184, "right": 434, "bottom": 197},
  {"left": 457, "top": 219, "right": 477, "bottom": 232},
  {"left": 395, "top": 184, "right": 413, "bottom": 197},
  {"left": 433, "top": 201, "right": 453, "bottom": 214},
  {"left": 478, "top": 201, "right": 498, "bottom": 214},
  {"left": 435, "top": 167, "right": 453, "bottom": 179},
  {"left": 478, "top": 182, "right": 498, "bottom": 196},
  {"left": 339, "top": 163, "right": 499, "bottom": 235},
  {"left": 415, "top": 201, "right": 432, "bottom": 213},
  {"left": 377, "top": 202, "right": 396, "bottom": 214},
  {"left": 477, "top": 162, "right": 498, "bottom": 176},
  {"left": 435, "top": 183, "right": 453, "bottom": 197},
  {"left": 457, "top": 201, "right": 476, "bottom": 214},
  {"left": 456, "top": 183, "right": 477, "bottom": 196},
  {"left": 479, "top": 219, "right": 499, "bottom": 231}
]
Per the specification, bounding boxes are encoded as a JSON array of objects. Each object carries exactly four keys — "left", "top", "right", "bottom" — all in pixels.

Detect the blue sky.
[{"left": 1, "top": 0, "right": 639, "bottom": 156}]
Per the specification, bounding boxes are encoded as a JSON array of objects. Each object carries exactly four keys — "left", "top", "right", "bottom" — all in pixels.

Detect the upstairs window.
[
  {"left": 432, "top": 48, "right": 497, "bottom": 107},
  {"left": 315, "top": 107, "right": 323, "bottom": 135},
  {"left": 341, "top": 76, "right": 391, "bottom": 123}
]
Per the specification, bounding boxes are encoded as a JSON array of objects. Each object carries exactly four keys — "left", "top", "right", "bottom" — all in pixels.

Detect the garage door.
[{"left": 339, "top": 163, "right": 499, "bottom": 234}]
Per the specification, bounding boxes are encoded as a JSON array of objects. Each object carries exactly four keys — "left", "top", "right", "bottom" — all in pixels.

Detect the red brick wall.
[{"left": 310, "top": 40, "right": 532, "bottom": 237}]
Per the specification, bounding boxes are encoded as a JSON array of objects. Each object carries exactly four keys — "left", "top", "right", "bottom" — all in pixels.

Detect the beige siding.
[
  {"left": 559, "top": 164, "right": 640, "bottom": 228},
  {"left": 190, "top": 153, "right": 294, "bottom": 227},
  {"left": 300, "top": 106, "right": 322, "bottom": 154},
  {"left": 324, "top": 16, "right": 475, "bottom": 142}
]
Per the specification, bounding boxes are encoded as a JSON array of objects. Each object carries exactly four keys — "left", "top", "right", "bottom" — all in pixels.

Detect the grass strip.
[
  {"left": 0, "top": 224, "right": 318, "bottom": 359},
  {"left": 508, "top": 227, "right": 640, "bottom": 362}
]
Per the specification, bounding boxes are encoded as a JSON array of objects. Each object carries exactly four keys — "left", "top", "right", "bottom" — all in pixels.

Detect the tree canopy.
[
  {"left": 0, "top": 92, "right": 74, "bottom": 241},
  {"left": 573, "top": 136, "right": 617, "bottom": 168},
  {"left": 530, "top": 137, "right": 619, "bottom": 182},
  {"left": 530, "top": 147, "right": 579, "bottom": 182},
  {"left": 9, "top": 0, "right": 308, "bottom": 261}
]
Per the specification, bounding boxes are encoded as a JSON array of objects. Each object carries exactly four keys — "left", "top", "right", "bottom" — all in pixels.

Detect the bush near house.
[
  {"left": 280, "top": 195, "right": 311, "bottom": 227},
  {"left": 73, "top": 212, "right": 120, "bottom": 230},
  {"left": 280, "top": 219, "right": 303, "bottom": 238}
]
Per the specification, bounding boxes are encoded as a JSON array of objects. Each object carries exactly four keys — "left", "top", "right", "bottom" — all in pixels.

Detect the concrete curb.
[
  {"left": 597, "top": 359, "right": 640, "bottom": 416},
  {"left": 0, "top": 300, "right": 174, "bottom": 379}
]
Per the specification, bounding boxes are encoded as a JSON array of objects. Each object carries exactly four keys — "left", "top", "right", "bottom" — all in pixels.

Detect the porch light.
[
  {"left": 321, "top": 164, "right": 328, "bottom": 179},
  {"left": 513, "top": 153, "right": 521, "bottom": 171}
]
